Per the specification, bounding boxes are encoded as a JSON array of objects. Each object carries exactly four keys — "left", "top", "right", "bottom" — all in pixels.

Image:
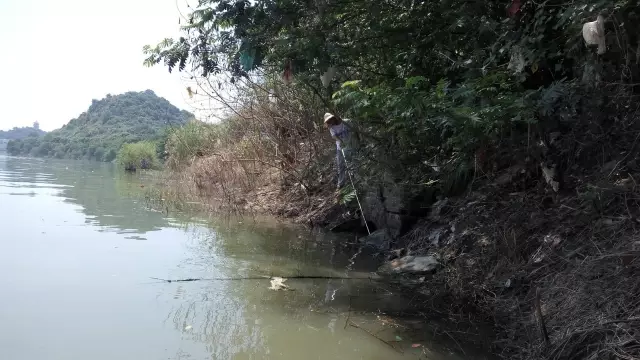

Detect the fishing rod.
[{"left": 341, "top": 148, "right": 371, "bottom": 235}]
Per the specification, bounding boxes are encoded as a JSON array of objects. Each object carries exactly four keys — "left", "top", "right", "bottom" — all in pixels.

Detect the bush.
[{"left": 116, "top": 141, "right": 159, "bottom": 171}]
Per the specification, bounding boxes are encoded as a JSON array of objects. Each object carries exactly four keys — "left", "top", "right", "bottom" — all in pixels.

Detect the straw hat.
[{"left": 323, "top": 113, "right": 337, "bottom": 123}]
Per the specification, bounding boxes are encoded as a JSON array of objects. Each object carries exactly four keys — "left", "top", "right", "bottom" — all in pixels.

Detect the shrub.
[{"left": 116, "top": 141, "right": 159, "bottom": 171}]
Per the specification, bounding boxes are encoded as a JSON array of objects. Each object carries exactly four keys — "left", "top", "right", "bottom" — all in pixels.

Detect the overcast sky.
[{"left": 0, "top": 0, "right": 196, "bottom": 131}]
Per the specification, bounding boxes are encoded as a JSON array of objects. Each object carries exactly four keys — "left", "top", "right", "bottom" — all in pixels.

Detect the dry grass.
[{"left": 150, "top": 71, "right": 340, "bottom": 217}]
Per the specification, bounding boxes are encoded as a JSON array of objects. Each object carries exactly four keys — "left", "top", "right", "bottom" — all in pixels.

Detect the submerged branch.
[
  {"left": 150, "top": 275, "right": 380, "bottom": 283},
  {"left": 347, "top": 320, "right": 404, "bottom": 354}
]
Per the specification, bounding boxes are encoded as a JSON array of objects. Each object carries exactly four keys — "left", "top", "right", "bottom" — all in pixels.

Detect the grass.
[{"left": 164, "top": 120, "right": 222, "bottom": 170}]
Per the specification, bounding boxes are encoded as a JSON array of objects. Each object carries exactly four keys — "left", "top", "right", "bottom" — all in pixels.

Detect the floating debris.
[{"left": 269, "top": 277, "right": 292, "bottom": 291}]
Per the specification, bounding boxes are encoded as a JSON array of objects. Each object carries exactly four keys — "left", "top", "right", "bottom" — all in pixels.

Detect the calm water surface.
[{"left": 0, "top": 155, "right": 466, "bottom": 360}]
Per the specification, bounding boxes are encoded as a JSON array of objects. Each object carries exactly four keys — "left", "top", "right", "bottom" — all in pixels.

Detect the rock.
[
  {"left": 386, "top": 248, "right": 407, "bottom": 261},
  {"left": 359, "top": 229, "right": 392, "bottom": 251},
  {"left": 378, "top": 255, "right": 439, "bottom": 275},
  {"left": 362, "top": 181, "right": 409, "bottom": 238}
]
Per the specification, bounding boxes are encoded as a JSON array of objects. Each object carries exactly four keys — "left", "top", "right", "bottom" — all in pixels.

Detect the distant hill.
[
  {"left": 0, "top": 124, "right": 45, "bottom": 153},
  {"left": 0, "top": 125, "right": 46, "bottom": 140},
  {"left": 7, "top": 90, "right": 193, "bottom": 161}
]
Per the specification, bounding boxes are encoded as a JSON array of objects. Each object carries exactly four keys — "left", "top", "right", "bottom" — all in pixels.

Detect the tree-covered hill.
[
  {"left": 0, "top": 123, "right": 45, "bottom": 140},
  {"left": 7, "top": 90, "right": 192, "bottom": 161}
]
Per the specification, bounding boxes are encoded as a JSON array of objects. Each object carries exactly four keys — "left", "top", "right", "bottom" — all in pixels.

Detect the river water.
[{"left": 0, "top": 155, "right": 469, "bottom": 360}]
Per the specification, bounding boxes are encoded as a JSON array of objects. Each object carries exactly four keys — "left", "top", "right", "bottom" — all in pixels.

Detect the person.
[{"left": 323, "top": 113, "right": 351, "bottom": 190}]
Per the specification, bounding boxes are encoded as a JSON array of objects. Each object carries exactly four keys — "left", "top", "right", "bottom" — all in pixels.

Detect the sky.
[{"left": 0, "top": 0, "right": 198, "bottom": 131}]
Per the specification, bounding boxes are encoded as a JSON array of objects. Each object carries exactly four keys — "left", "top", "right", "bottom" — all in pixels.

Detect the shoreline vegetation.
[{"left": 140, "top": 0, "right": 640, "bottom": 358}]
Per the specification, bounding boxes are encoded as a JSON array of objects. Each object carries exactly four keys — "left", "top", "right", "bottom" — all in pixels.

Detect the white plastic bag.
[
  {"left": 582, "top": 15, "right": 606, "bottom": 55},
  {"left": 508, "top": 46, "right": 525, "bottom": 74},
  {"left": 320, "top": 66, "right": 336, "bottom": 88}
]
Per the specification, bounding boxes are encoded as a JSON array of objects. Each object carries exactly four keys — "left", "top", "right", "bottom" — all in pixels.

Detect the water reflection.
[
  {"left": 1, "top": 155, "right": 169, "bottom": 236},
  {"left": 0, "top": 155, "right": 476, "bottom": 360},
  {"left": 158, "top": 221, "right": 465, "bottom": 360}
]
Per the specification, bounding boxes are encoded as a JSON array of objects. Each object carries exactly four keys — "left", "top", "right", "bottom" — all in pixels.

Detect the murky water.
[{"left": 0, "top": 155, "right": 468, "bottom": 360}]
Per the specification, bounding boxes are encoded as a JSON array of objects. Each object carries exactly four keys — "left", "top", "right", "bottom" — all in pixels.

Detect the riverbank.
[
  {"left": 138, "top": 1, "right": 640, "bottom": 357},
  {"left": 147, "top": 129, "right": 640, "bottom": 360}
]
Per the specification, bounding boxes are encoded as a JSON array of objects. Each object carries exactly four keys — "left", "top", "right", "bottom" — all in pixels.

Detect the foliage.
[
  {"left": 146, "top": 0, "right": 640, "bottom": 195},
  {"left": 144, "top": 0, "right": 636, "bottom": 87},
  {"left": 333, "top": 74, "right": 538, "bottom": 182},
  {"left": 0, "top": 126, "right": 45, "bottom": 140},
  {"left": 117, "top": 141, "right": 159, "bottom": 170},
  {"left": 7, "top": 90, "right": 193, "bottom": 161}
]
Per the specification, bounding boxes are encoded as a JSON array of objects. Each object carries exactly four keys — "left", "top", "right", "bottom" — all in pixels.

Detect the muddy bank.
[{"left": 224, "top": 163, "right": 640, "bottom": 360}]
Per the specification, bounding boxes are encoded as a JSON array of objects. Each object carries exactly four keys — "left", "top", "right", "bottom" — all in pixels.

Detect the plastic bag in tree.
[
  {"left": 508, "top": 46, "right": 525, "bottom": 74},
  {"left": 320, "top": 67, "right": 336, "bottom": 88},
  {"left": 582, "top": 15, "right": 606, "bottom": 55}
]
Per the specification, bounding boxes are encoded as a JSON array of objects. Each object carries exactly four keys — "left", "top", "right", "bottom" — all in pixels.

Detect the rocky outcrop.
[
  {"left": 358, "top": 229, "right": 393, "bottom": 251},
  {"left": 361, "top": 181, "right": 413, "bottom": 239}
]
